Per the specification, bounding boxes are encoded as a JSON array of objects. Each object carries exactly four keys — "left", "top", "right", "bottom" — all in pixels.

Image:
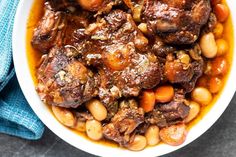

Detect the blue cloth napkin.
[{"left": 0, "top": 0, "right": 44, "bottom": 140}]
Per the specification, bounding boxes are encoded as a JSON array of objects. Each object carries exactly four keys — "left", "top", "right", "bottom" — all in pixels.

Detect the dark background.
[{"left": 1, "top": 93, "right": 236, "bottom": 157}]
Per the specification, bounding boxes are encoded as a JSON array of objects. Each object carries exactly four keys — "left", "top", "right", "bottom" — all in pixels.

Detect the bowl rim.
[{"left": 13, "top": 0, "right": 236, "bottom": 157}]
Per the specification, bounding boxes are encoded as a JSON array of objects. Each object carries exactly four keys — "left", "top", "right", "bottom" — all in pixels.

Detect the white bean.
[
  {"left": 191, "top": 87, "right": 212, "bottom": 106},
  {"left": 185, "top": 101, "right": 200, "bottom": 123},
  {"left": 145, "top": 125, "right": 160, "bottom": 146},
  {"left": 127, "top": 135, "right": 147, "bottom": 151},
  {"left": 159, "top": 124, "right": 187, "bottom": 146},
  {"left": 52, "top": 106, "right": 76, "bottom": 127},
  {"left": 86, "top": 99, "right": 107, "bottom": 121},
  {"left": 200, "top": 32, "right": 217, "bottom": 58},
  {"left": 86, "top": 120, "right": 103, "bottom": 141}
]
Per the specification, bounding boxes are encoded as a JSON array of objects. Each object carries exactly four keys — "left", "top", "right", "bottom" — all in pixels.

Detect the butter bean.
[
  {"left": 160, "top": 124, "right": 187, "bottom": 146},
  {"left": 145, "top": 125, "right": 160, "bottom": 146},
  {"left": 127, "top": 135, "right": 147, "bottom": 151},
  {"left": 86, "top": 99, "right": 107, "bottom": 121},
  {"left": 52, "top": 106, "right": 76, "bottom": 127},
  {"left": 185, "top": 101, "right": 200, "bottom": 123},
  {"left": 200, "top": 32, "right": 217, "bottom": 58},
  {"left": 191, "top": 87, "right": 212, "bottom": 106},
  {"left": 86, "top": 120, "right": 103, "bottom": 141}
]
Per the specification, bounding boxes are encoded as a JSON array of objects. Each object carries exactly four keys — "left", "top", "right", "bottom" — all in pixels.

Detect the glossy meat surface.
[
  {"left": 35, "top": 9, "right": 162, "bottom": 107},
  {"left": 31, "top": 8, "right": 67, "bottom": 52},
  {"left": 142, "top": 0, "right": 211, "bottom": 44},
  {"left": 31, "top": 7, "right": 90, "bottom": 52},
  {"left": 36, "top": 47, "right": 99, "bottom": 108},
  {"left": 71, "top": 10, "right": 162, "bottom": 104},
  {"left": 146, "top": 92, "right": 190, "bottom": 128},
  {"left": 103, "top": 100, "right": 144, "bottom": 146}
]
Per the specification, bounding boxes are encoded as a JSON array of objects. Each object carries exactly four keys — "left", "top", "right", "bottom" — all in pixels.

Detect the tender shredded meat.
[
  {"left": 151, "top": 37, "right": 175, "bottom": 57},
  {"left": 158, "top": 101, "right": 189, "bottom": 122},
  {"left": 202, "top": 13, "right": 217, "bottom": 34},
  {"left": 142, "top": 0, "right": 211, "bottom": 44},
  {"left": 32, "top": 7, "right": 89, "bottom": 52},
  {"left": 36, "top": 47, "right": 100, "bottom": 108},
  {"left": 103, "top": 102, "right": 144, "bottom": 146},
  {"left": 145, "top": 109, "right": 168, "bottom": 128},
  {"left": 72, "top": 10, "right": 152, "bottom": 65},
  {"left": 31, "top": 8, "right": 67, "bottom": 52},
  {"left": 181, "top": 59, "right": 204, "bottom": 92},
  {"left": 146, "top": 92, "right": 190, "bottom": 128},
  {"left": 98, "top": 52, "right": 161, "bottom": 104}
]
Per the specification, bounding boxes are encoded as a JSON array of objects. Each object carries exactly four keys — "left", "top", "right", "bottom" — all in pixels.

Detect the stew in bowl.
[{"left": 13, "top": 0, "right": 236, "bottom": 156}]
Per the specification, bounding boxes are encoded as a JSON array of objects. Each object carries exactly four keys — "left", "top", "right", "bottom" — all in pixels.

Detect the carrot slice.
[
  {"left": 155, "top": 85, "right": 174, "bottom": 103},
  {"left": 140, "top": 90, "right": 156, "bottom": 113}
]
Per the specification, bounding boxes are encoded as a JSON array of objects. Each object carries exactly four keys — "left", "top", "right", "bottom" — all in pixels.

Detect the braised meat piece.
[
  {"left": 71, "top": 10, "right": 161, "bottom": 104},
  {"left": 164, "top": 50, "right": 204, "bottom": 93},
  {"left": 72, "top": 9, "right": 151, "bottom": 66},
  {"left": 98, "top": 52, "right": 161, "bottom": 105},
  {"left": 158, "top": 100, "right": 189, "bottom": 122},
  {"left": 181, "top": 59, "right": 204, "bottom": 92},
  {"left": 142, "top": 0, "right": 211, "bottom": 44},
  {"left": 145, "top": 109, "right": 167, "bottom": 128},
  {"left": 151, "top": 37, "right": 175, "bottom": 57},
  {"left": 202, "top": 13, "right": 217, "bottom": 34},
  {"left": 36, "top": 47, "right": 100, "bottom": 108},
  {"left": 103, "top": 101, "right": 144, "bottom": 146},
  {"left": 146, "top": 92, "right": 190, "bottom": 128},
  {"left": 64, "top": 12, "right": 91, "bottom": 45},
  {"left": 31, "top": 8, "right": 67, "bottom": 52},
  {"left": 31, "top": 6, "right": 90, "bottom": 52}
]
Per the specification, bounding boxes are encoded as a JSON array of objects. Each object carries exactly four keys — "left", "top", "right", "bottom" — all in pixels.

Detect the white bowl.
[{"left": 13, "top": 1, "right": 236, "bottom": 157}]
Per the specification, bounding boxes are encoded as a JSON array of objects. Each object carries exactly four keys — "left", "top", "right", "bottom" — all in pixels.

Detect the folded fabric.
[
  {"left": 0, "top": 0, "right": 18, "bottom": 82},
  {"left": 0, "top": 72, "right": 44, "bottom": 140},
  {"left": 0, "top": 0, "right": 44, "bottom": 140}
]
